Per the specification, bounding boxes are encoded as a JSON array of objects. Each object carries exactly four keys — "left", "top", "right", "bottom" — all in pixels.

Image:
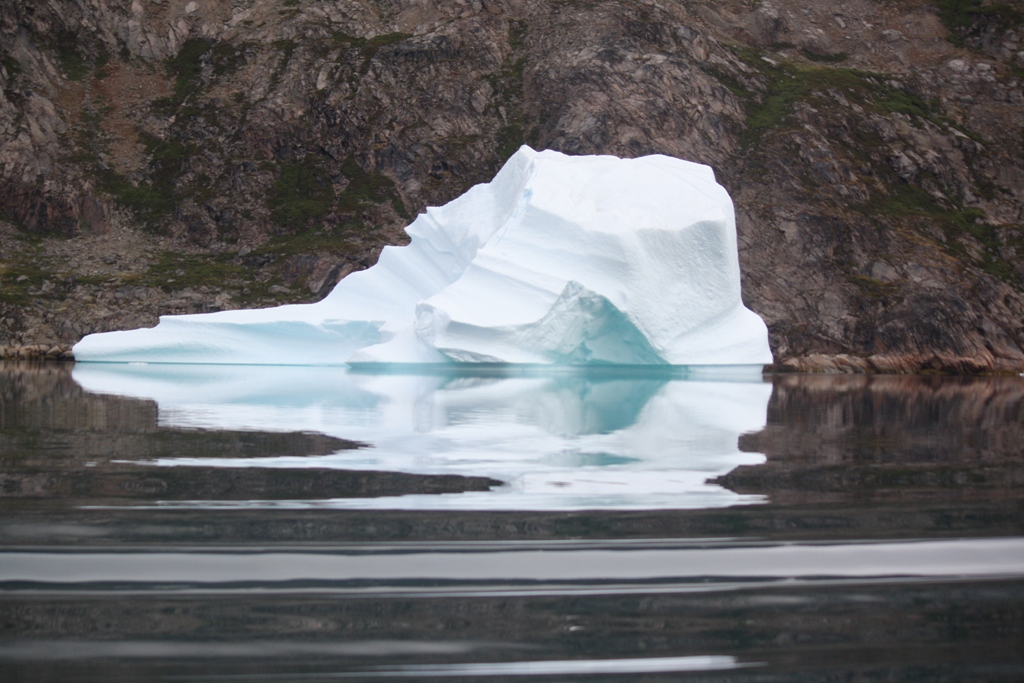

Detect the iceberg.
[{"left": 73, "top": 146, "right": 772, "bottom": 366}]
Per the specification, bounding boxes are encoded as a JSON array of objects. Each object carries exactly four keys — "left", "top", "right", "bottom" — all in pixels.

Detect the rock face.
[
  {"left": 73, "top": 147, "right": 773, "bottom": 366},
  {"left": 2, "top": 0, "right": 1024, "bottom": 371}
]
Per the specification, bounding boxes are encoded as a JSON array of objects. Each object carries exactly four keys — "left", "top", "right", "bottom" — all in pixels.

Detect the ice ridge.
[{"left": 73, "top": 146, "right": 772, "bottom": 366}]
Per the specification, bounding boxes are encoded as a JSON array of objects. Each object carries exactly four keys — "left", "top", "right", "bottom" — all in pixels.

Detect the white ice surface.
[
  {"left": 72, "top": 364, "right": 771, "bottom": 511},
  {"left": 73, "top": 147, "right": 772, "bottom": 366}
]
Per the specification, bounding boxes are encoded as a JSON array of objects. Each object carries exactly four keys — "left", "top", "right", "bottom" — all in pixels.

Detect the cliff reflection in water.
[
  {"left": 70, "top": 363, "right": 772, "bottom": 511},
  {"left": 722, "top": 374, "right": 1024, "bottom": 507}
]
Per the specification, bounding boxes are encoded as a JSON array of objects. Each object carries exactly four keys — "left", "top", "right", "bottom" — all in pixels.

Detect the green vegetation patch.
[
  {"left": 484, "top": 21, "right": 532, "bottom": 166},
  {"left": 141, "top": 251, "right": 297, "bottom": 305},
  {"left": 167, "top": 38, "right": 212, "bottom": 99},
  {"left": 167, "top": 38, "right": 212, "bottom": 82},
  {"left": 868, "top": 183, "right": 982, "bottom": 229},
  {"left": 727, "top": 47, "right": 1021, "bottom": 289},
  {"left": 93, "top": 47, "right": 111, "bottom": 79},
  {"left": 935, "top": 0, "right": 1024, "bottom": 47},
  {"left": 260, "top": 155, "right": 409, "bottom": 262},
  {"left": 727, "top": 50, "right": 946, "bottom": 145},
  {"left": 268, "top": 153, "right": 409, "bottom": 226},
  {"left": 98, "top": 171, "right": 174, "bottom": 229},
  {"left": 801, "top": 50, "right": 848, "bottom": 64},
  {"left": 508, "top": 19, "right": 528, "bottom": 51},
  {"left": 0, "top": 205, "right": 32, "bottom": 235},
  {"left": 144, "top": 251, "right": 246, "bottom": 292},
  {"left": 2, "top": 51, "right": 23, "bottom": 78},
  {"left": 336, "top": 156, "right": 409, "bottom": 219},
  {"left": 142, "top": 243, "right": 352, "bottom": 306},
  {"left": 99, "top": 133, "right": 190, "bottom": 230},
  {"left": 154, "top": 39, "right": 248, "bottom": 113},
  {"left": 131, "top": 249, "right": 311, "bottom": 305},
  {"left": 866, "top": 182, "right": 1021, "bottom": 287},
  {"left": 54, "top": 31, "right": 89, "bottom": 81},
  {"left": 495, "top": 121, "right": 526, "bottom": 163},
  {"left": 0, "top": 262, "right": 48, "bottom": 306},
  {"left": 869, "top": 185, "right": 986, "bottom": 250},
  {"left": 0, "top": 235, "right": 75, "bottom": 306},
  {"left": 269, "top": 156, "right": 336, "bottom": 229},
  {"left": 965, "top": 224, "right": 1024, "bottom": 283},
  {"left": 209, "top": 42, "right": 247, "bottom": 75},
  {"left": 847, "top": 273, "right": 899, "bottom": 300},
  {"left": 253, "top": 228, "right": 360, "bottom": 259},
  {"left": 265, "top": 39, "right": 301, "bottom": 91}
]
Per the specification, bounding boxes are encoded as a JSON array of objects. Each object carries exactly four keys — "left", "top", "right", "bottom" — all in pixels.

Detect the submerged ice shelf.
[{"left": 73, "top": 146, "right": 772, "bottom": 366}]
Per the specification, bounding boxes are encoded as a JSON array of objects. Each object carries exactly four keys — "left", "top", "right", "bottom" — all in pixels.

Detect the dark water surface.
[{"left": 1, "top": 362, "right": 1022, "bottom": 682}]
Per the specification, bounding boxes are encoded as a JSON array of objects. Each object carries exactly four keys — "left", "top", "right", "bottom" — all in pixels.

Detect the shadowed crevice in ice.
[
  {"left": 72, "top": 364, "right": 771, "bottom": 511},
  {"left": 425, "top": 282, "right": 667, "bottom": 365},
  {"left": 72, "top": 147, "right": 772, "bottom": 366}
]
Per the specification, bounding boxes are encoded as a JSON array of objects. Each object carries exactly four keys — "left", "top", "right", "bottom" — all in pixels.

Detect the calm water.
[{"left": 1, "top": 361, "right": 1022, "bottom": 682}]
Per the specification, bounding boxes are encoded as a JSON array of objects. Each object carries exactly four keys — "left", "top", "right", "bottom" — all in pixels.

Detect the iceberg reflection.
[{"left": 71, "top": 364, "right": 771, "bottom": 511}]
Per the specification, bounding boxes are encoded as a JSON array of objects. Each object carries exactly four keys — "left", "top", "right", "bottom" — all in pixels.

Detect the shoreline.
[{"left": 2, "top": 349, "right": 1022, "bottom": 375}]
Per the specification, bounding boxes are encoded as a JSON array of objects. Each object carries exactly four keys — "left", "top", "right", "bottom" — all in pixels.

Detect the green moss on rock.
[
  {"left": 336, "top": 156, "right": 408, "bottom": 219},
  {"left": 269, "top": 156, "right": 336, "bottom": 229},
  {"left": 98, "top": 134, "right": 189, "bottom": 231}
]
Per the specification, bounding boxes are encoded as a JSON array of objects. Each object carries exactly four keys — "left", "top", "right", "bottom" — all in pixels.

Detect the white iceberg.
[{"left": 73, "top": 146, "right": 772, "bottom": 366}]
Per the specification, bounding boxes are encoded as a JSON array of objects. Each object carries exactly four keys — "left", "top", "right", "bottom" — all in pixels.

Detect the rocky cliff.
[{"left": 1, "top": 0, "right": 1023, "bottom": 371}]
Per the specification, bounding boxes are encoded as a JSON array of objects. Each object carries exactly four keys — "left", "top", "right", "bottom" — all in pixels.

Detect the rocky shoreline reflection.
[
  {"left": 723, "top": 374, "right": 1024, "bottom": 505},
  {"left": 0, "top": 362, "right": 498, "bottom": 508}
]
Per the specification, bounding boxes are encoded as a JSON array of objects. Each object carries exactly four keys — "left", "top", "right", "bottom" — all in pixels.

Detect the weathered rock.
[
  {"left": 733, "top": 2, "right": 789, "bottom": 48},
  {"left": 0, "top": 0, "right": 1022, "bottom": 372},
  {"left": 798, "top": 28, "right": 841, "bottom": 57}
]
